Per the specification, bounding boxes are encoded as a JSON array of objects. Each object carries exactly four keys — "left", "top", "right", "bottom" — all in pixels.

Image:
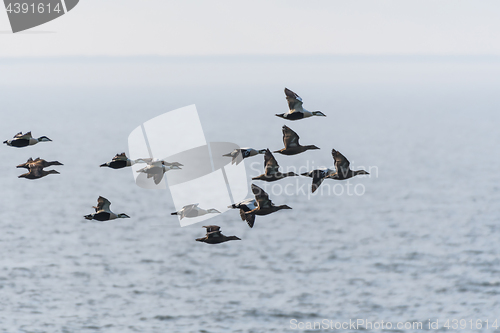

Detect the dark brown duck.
[
  {"left": 196, "top": 225, "right": 241, "bottom": 244},
  {"left": 274, "top": 125, "right": 319, "bottom": 155},
  {"left": 252, "top": 149, "right": 297, "bottom": 182}
]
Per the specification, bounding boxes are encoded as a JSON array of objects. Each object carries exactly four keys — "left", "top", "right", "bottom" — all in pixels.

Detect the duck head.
[
  {"left": 355, "top": 170, "right": 370, "bottom": 176},
  {"left": 37, "top": 136, "right": 52, "bottom": 142},
  {"left": 118, "top": 213, "right": 130, "bottom": 218},
  {"left": 275, "top": 113, "right": 286, "bottom": 119},
  {"left": 257, "top": 149, "right": 267, "bottom": 154}
]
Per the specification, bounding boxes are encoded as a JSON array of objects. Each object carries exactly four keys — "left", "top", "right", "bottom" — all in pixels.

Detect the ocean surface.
[{"left": 0, "top": 56, "right": 499, "bottom": 332}]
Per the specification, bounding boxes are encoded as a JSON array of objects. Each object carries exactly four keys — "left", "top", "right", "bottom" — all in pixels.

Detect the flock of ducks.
[
  {"left": 4, "top": 88, "right": 369, "bottom": 244},
  {"left": 4, "top": 132, "right": 63, "bottom": 179},
  {"left": 219, "top": 88, "right": 369, "bottom": 243}
]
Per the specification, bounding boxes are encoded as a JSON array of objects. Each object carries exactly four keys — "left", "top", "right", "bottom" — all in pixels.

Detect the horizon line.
[{"left": 2, "top": 54, "right": 500, "bottom": 63}]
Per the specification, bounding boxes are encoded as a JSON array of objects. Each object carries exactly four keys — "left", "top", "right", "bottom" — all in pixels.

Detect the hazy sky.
[{"left": 1, "top": 0, "right": 500, "bottom": 56}]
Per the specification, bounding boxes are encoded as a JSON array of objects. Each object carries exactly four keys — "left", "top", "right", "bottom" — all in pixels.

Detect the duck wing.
[
  {"left": 243, "top": 211, "right": 255, "bottom": 228},
  {"left": 206, "top": 230, "right": 222, "bottom": 239},
  {"left": 238, "top": 209, "right": 248, "bottom": 221},
  {"left": 251, "top": 184, "right": 273, "bottom": 209},
  {"left": 312, "top": 177, "right": 324, "bottom": 193},
  {"left": 31, "top": 158, "right": 49, "bottom": 168},
  {"left": 16, "top": 157, "right": 34, "bottom": 169},
  {"left": 264, "top": 149, "right": 279, "bottom": 176},
  {"left": 29, "top": 165, "right": 43, "bottom": 177},
  {"left": 282, "top": 125, "right": 300, "bottom": 149},
  {"left": 239, "top": 199, "right": 257, "bottom": 211},
  {"left": 17, "top": 131, "right": 32, "bottom": 139},
  {"left": 134, "top": 157, "right": 153, "bottom": 164},
  {"left": 112, "top": 152, "right": 128, "bottom": 161},
  {"left": 223, "top": 149, "right": 239, "bottom": 157},
  {"left": 153, "top": 172, "right": 164, "bottom": 184},
  {"left": 94, "top": 196, "right": 111, "bottom": 212},
  {"left": 183, "top": 203, "right": 199, "bottom": 209},
  {"left": 181, "top": 203, "right": 199, "bottom": 216},
  {"left": 284, "top": 88, "right": 304, "bottom": 113},
  {"left": 332, "top": 149, "right": 351, "bottom": 176},
  {"left": 162, "top": 161, "right": 183, "bottom": 167},
  {"left": 203, "top": 225, "right": 220, "bottom": 233}
]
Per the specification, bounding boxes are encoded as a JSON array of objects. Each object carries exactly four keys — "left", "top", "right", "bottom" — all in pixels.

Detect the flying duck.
[
  {"left": 196, "top": 225, "right": 241, "bottom": 244},
  {"left": 100, "top": 152, "right": 152, "bottom": 169},
  {"left": 223, "top": 148, "right": 266, "bottom": 165},
  {"left": 84, "top": 196, "right": 130, "bottom": 221},
  {"left": 228, "top": 198, "right": 258, "bottom": 228},
  {"left": 245, "top": 184, "right": 292, "bottom": 218},
  {"left": 171, "top": 204, "right": 220, "bottom": 220},
  {"left": 17, "top": 157, "right": 62, "bottom": 180},
  {"left": 16, "top": 157, "right": 63, "bottom": 169},
  {"left": 252, "top": 149, "right": 298, "bottom": 182},
  {"left": 275, "top": 88, "right": 326, "bottom": 120},
  {"left": 325, "top": 148, "right": 370, "bottom": 180},
  {"left": 136, "top": 160, "right": 182, "bottom": 185},
  {"left": 274, "top": 125, "right": 319, "bottom": 155},
  {"left": 301, "top": 167, "right": 336, "bottom": 193},
  {"left": 3, "top": 132, "right": 52, "bottom": 148}
]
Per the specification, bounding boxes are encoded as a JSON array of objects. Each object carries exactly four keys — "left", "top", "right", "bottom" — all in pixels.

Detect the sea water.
[{"left": 0, "top": 56, "right": 499, "bottom": 332}]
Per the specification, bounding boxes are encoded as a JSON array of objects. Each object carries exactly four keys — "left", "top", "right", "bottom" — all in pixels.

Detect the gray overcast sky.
[{"left": 1, "top": 0, "right": 500, "bottom": 56}]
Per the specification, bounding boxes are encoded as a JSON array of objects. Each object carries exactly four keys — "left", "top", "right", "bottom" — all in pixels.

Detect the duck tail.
[
  {"left": 99, "top": 163, "right": 108, "bottom": 167},
  {"left": 84, "top": 214, "right": 93, "bottom": 220}
]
